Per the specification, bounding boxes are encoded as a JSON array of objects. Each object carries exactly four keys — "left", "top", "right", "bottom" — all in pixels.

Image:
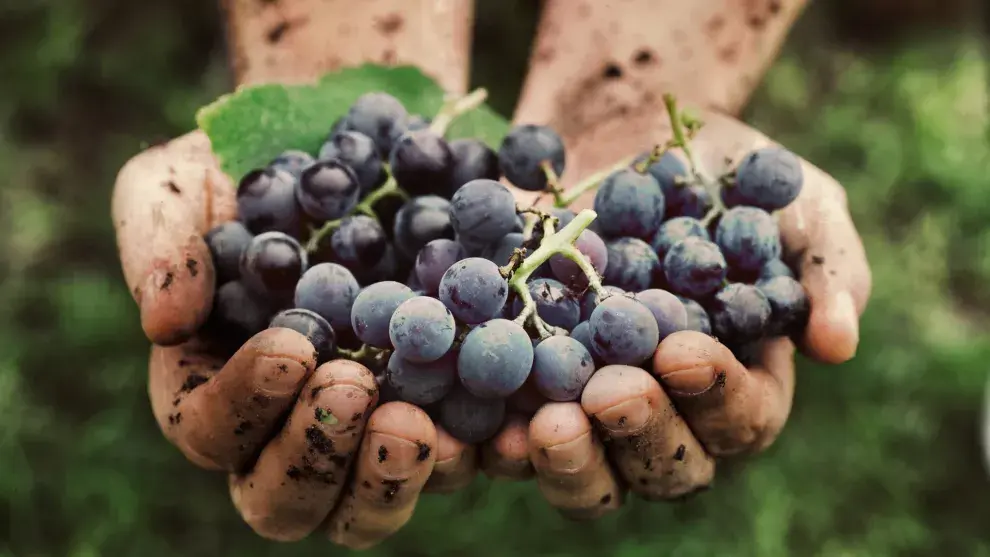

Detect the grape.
[
  {"left": 438, "top": 257, "right": 509, "bottom": 325},
  {"left": 506, "top": 377, "right": 548, "bottom": 416},
  {"left": 352, "top": 243, "right": 401, "bottom": 286},
  {"left": 678, "top": 296, "right": 713, "bottom": 335},
  {"left": 498, "top": 124, "right": 566, "bottom": 191},
  {"left": 635, "top": 289, "right": 688, "bottom": 339},
  {"left": 589, "top": 295, "right": 660, "bottom": 365},
  {"left": 639, "top": 150, "right": 687, "bottom": 198},
  {"left": 330, "top": 215, "right": 387, "bottom": 270},
  {"left": 756, "top": 275, "right": 810, "bottom": 336},
  {"left": 449, "top": 138, "right": 500, "bottom": 193},
  {"left": 551, "top": 208, "right": 576, "bottom": 230},
  {"left": 449, "top": 179, "right": 518, "bottom": 245},
  {"left": 531, "top": 336, "right": 596, "bottom": 401},
  {"left": 386, "top": 351, "right": 457, "bottom": 405},
  {"left": 296, "top": 160, "right": 361, "bottom": 223},
  {"left": 389, "top": 129, "right": 454, "bottom": 198},
  {"left": 725, "top": 146, "right": 803, "bottom": 211},
  {"left": 761, "top": 258, "right": 795, "bottom": 280},
  {"left": 270, "top": 308, "right": 336, "bottom": 364},
  {"left": 715, "top": 206, "right": 782, "bottom": 274},
  {"left": 406, "top": 115, "right": 431, "bottom": 132},
  {"left": 457, "top": 319, "right": 533, "bottom": 398},
  {"left": 341, "top": 92, "right": 409, "bottom": 157},
  {"left": 240, "top": 232, "right": 308, "bottom": 302},
  {"left": 414, "top": 239, "right": 466, "bottom": 294},
  {"left": 593, "top": 168, "right": 666, "bottom": 240},
  {"left": 294, "top": 263, "right": 360, "bottom": 331},
  {"left": 269, "top": 150, "right": 315, "bottom": 178},
  {"left": 569, "top": 321, "right": 596, "bottom": 356},
  {"left": 709, "top": 283, "right": 771, "bottom": 344},
  {"left": 318, "top": 131, "right": 386, "bottom": 193},
  {"left": 651, "top": 216, "right": 710, "bottom": 260},
  {"left": 388, "top": 296, "right": 456, "bottom": 363},
  {"left": 663, "top": 237, "right": 728, "bottom": 298},
  {"left": 512, "top": 277, "right": 581, "bottom": 330},
  {"left": 213, "top": 281, "right": 275, "bottom": 342},
  {"left": 438, "top": 385, "right": 506, "bottom": 444},
  {"left": 549, "top": 229, "right": 607, "bottom": 289},
  {"left": 604, "top": 237, "right": 661, "bottom": 292},
  {"left": 350, "top": 281, "right": 415, "bottom": 348},
  {"left": 487, "top": 232, "right": 525, "bottom": 266},
  {"left": 204, "top": 221, "right": 253, "bottom": 285},
  {"left": 580, "top": 285, "right": 627, "bottom": 321},
  {"left": 370, "top": 191, "right": 406, "bottom": 240},
  {"left": 668, "top": 183, "right": 713, "bottom": 220},
  {"left": 237, "top": 168, "right": 304, "bottom": 237},
  {"left": 392, "top": 195, "right": 455, "bottom": 260}
]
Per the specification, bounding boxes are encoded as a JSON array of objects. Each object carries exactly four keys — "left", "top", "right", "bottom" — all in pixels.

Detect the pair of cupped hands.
[{"left": 111, "top": 11, "right": 871, "bottom": 553}]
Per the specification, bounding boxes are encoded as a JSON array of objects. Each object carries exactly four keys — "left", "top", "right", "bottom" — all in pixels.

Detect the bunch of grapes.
[{"left": 202, "top": 89, "right": 810, "bottom": 445}]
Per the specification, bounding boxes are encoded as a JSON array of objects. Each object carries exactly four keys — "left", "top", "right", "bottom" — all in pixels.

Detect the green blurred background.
[{"left": 1, "top": 1, "right": 989, "bottom": 555}]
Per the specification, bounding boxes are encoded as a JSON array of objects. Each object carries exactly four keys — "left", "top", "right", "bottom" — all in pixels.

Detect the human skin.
[{"left": 111, "top": 0, "right": 871, "bottom": 549}]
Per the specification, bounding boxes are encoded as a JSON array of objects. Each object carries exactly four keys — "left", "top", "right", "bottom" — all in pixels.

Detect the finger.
[
  {"left": 481, "top": 414, "right": 534, "bottom": 480},
  {"left": 581, "top": 365, "right": 714, "bottom": 500},
  {"left": 653, "top": 331, "right": 795, "bottom": 456},
  {"left": 148, "top": 328, "right": 317, "bottom": 471},
  {"left": 229, "top": 360, "right": 378, "bottom": 541},
  {"left": 424, "top": 425, "right": 478, "bottom": 494},
  {"left": 777, "top": 171, "right": 872, "bottom": 364},
  {"left": 326, "top": 402, "right": 437, "bottom": 550},
  {"left": 528, "top": 403, "right": 624, "bottom": 520},
  {"left": 112, "top": 131, "right": 237, "bottom": 345}
]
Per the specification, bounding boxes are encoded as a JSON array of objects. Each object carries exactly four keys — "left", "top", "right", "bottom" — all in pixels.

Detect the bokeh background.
[{"left": 2, "top": 1, "right": 989, "bottom": 555}]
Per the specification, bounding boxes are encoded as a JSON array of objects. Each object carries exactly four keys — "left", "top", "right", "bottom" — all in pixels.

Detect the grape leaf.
[{"left": 196, "top": 64, "right": 510, "bottom": 181}]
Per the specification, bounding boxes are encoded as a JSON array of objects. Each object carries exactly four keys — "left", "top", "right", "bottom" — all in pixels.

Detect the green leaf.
[{"left": 196, "top": 64, "right": 510, "bottom": 181}]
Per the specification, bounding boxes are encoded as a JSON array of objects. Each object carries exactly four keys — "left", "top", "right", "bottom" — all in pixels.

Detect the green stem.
[
  {"left": 633, "top": 143, "right": 668, "bottom": 174},
  {"left": 306, "top": 173, "right": 407, "bottom": 253},
  {"left": 430, "top": 88, "right": 489, "bottom": 136},
  {"left": 555, "top": 155, "right": 637, "bottom": 207},
  {"left": 521, "top": 213, "right": 539, "bottom": 241},
  {"left": 304, "top": 219, "right": 341, "bottom": 253},
  {"left": 338, "top": 344, "right": 372, "bottom": 361},
  {"left": 663, "top": 93, "right": 700, "bottom": 177},
  {"left": 558, "top": 244, "right": 607, "bottom": 298}
]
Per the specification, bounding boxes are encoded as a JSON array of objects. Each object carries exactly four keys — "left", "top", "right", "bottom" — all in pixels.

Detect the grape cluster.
[{"left": 201, "top": 90, "right": 810, "bottom": 445}]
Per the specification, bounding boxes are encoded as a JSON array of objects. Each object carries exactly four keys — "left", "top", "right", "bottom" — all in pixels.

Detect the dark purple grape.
[
  {"left": 580, "top": 285, "right": 627, "bottom": 322},
  {"left": 294, "top": 263, "right": 360, "bottom": 331},
  {"left": 532, "top": 336, "right": 596, "bottom": 402},
  {"left": 756, "top": 275, "right": 810, "bottom": 337},
  {"left": 663, "top": 237, "right": 728, "bottom": 299},
  {"left": 438, "top": 385, "right": 506, "bottom": 444},
  {"left": 389, "top": 129, "right": 454, "bottom": 198},
  {"left": 715, "top": 206, "right": 782, "bottom": 274},
  {"left": 389, "top": 296, "right": 456, "bottom": 363},
  {"left": 270, "top": 308, "right": 336, "bottom": 364},
  {"left": 639, "top": 150, "right": 688, "bottom": 198},
  {"left": 318, "top": 131, "right": 386, "bottom": 193},
  {"left": 329, "top": 215, "right": 387, "bottom": 271},
  {"left": 651, "top": 217, "right": 710, "bottom": 261},
  {"left": 669, "top": 183, "right": 713, "bottom": 220},
  {"left": 589, "top": 295, "right": 659, "bottom": 365},
  {"left": 240, "top": 232, "right": 308, "bottom": 302},
  {"left": 593, "top": 168, "right": 666, "bottom": 240},
  {"left": 487, "top": 232, "right": 525, "bottom": 266},
  {"left": 449, "top": 179, "right": 518, "bottom": 245},
  {"left": 549, "top": 229, "right": 608, "bottom": 289},
  {"left": 512, "top": 277, "right": 581, "bottom": 330},
  {"left": 341, "top": 92, "right": 409, "bottom": 157},
  {"left": 678, "top": 296, "right": 713, "bottom": 335},
  {"left": 406, "top": 115, "right": 431, "bottom": 132},
  {"left": 635, "top": 289, "right": 688, "bottom": 340},
  {"left": 204, "top": 221, "right": 253, "bottom": 285},
  {"left": 760, "top": 259, "right": 795, "bottom": 280},
  {"left": 297, "top": 160, "right": 361, "bottom": 223},
  {"left": 386, "top": 351, "right": 457, "bottom": 405},
  {"left": 415, "top": 239, "right": 466, "bottom": 295},
  {"left": 213, "top": 280, "right": 275, "bottom": 344},
  {"left": 724, "top": 147, "right": 803, "bottom": 211},
  {"left": 709, "top": 283, "right": 771, "bottom": 344},
  {"left": 237, "top": 168, "right": 305, "bottom": 237},
  {"left": 457, "top": 319, "right": 533, "bottom": 399},
  {"left": 350, "top": 281, "right": 415, "bottom": 348},
  {"left": 439, "top": 258, "right": 509, "bottom": 325},
  {"left": 449, "top": 138, "right": 500, "bottom": 194},
  {"left": 498, "top": 125, "right": 566, "bottom": 191},
  {"left": 269, "top": 150, "right": 315, "bottom": 178},
  {"left": 393, "top": 195, "right": 455, "bottom": 260},
  {"left": 604, "top": 237, "right": 661, "bottom": 292}
]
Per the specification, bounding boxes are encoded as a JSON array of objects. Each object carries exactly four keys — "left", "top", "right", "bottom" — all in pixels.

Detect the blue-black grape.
[
  {"left": 487, "top": 232, "right": 525, "bottom": 266},
  {"left": 392, "top": 195, "right": 455, "bottom": 260},
  {"left": 449, "top": 138, "right": 500, "bottom": 194},
  {"left": 715, "top": 206, "right": 782, "bottom": 274},
  {"left": 651, "top": 216, "right": 710, "bottom": 261},
  {"left": 438, "top": 385, "right": 506, "bottom": 444},
  {"left": 724, "top": 146, "right": 803, "bottom": 211},
  {"left": 205, "top": 221, "right": 253, "bottom": 285},
  {"left": 449, "top": 179, "right": 518, "bottom": 245},
  {"left": 678, "top": 296, "right": 713, "bottom": 335},
  {"left": 438, "top": 257, "right": 509, "bottom": 325},
  {"left": 756, "top": 275, "right": 810, "bottom": 336},
  {"left": 709, "top": 283, "right": 771, "bottom": 344},
  {"left": 341, "top": 92, "right": 409, "bottom": 157},
  {"left": 593, "top": 168, "right": 666, "bottom": 240},
  {"left": 386, "top": 351, "right": 457, "bottom": 405},
  {"left": 297, "top": 160, "right": 361, "bottom": 223},
  {"left": 270, "top": 308, "right": 336, "bottom": 364},
  {"left": 580, "top": 285, "right": 627, "bottom": 321},
  {"left": 604, "top": 237, "right": 661, "bottom": 291},
  {"left": 213, "top": 280, "right": 275, "bottom": 343},
  {"left": 663, "top": 237, "right": 728, "bottom": 298},
  {"left": 351, "top": 243, "right": 400, "bottom": 286},
  {"left": 569, "top": 321, "right": 599, "bottom": 361},
  {"left": 388, "top": 296, "right": 456, "bottom": 363},
  {"left": 240, "top": 231, "right": 308, "bottom": 302},
  {"left": 269, "top": 150, "right": 315, "bottom": 178},
  {"left": 640, "top": 150, "right": 688, "bottom": 198},
  {"left": 237, "top": 168, "right": 304, "bottom": 237},
  {"left": 415, "top": 239, "right": 466, "bottom": 294},
  {"left": 350, "top": 280, "right": 415, "bottom": 348},
  {"left": 589, "top": 295, "right": 660, "bottom": 365},
  {"left": 294, "top": 262, "right": 360, "bottom": 331},
  {"left": 457, "top": 319, "right": 533, "bottom": 398},
  {"left": 512, "top": 277, "right": 581, "bottom": 330},
  {"left": 760, "top": 258, "right": 795, "bottom": 280},
  {"left": 549, "top": 229, "right": 608, "bottom": 289},
  {"left": 330, "top": 215, "right": 387, "bottom": 269},
  {"left": 637, "top": 151, "right": 716, "bottom": 219},
  {"left": 389, "top": 129, "right": 454, "bottom": 198},
  {"left": 406, "top": 115, "right": 431, "bottom": 132},
  {"left": 498, "top": 124, "right": 566, "bottom": 191},
  {"left": 635, "top": 289, "right": 688, "bottom": 339},
  {"left": 531, "top": 336, "right": 596, "bottom": 402},
  {"left": 318, "top": 131, "right": 386, "bottom": 193},
  {"left": 668, "top": 183, "right": 713, "bottom": 220}
]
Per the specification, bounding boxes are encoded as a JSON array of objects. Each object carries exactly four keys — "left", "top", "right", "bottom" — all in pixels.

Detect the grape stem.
[
  {"left": 304, "top": 169, "right": 407, "bottom": 253},
  {"left": 508, "top": 209, "right": 600, "bottom": 339},
  {"left": 430, "top": 88, "right": 489, "bottom": 136},
  {"left": 662, "top": 93, "right": 727, "bottom": 221},
  {"left": 553, "top": 155, "right": 637, "bottom": 208},
  {"left": 338, "top": 344, "right": 374, "bottom": 361}
]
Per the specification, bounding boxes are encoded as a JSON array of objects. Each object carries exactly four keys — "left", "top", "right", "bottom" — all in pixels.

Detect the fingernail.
[
  {"left": 314, "top": 385, "right": 373, "bottom": 433},
  {"left": 597, "top": 397, "right": 652, "bottom": 432},
  {"left": 543, "top": 433, "right": 592, "bottom": 473},
  {"left": 255, "top": 356, "right": 309, "bottom": 396},
  {"left": 368, "top": 432, "right": 424, "bottom": 478},
  {"left": 827, "top": 290, "right": 858, "bottom": 335},
  {"left": 660, "top": 365, "right": 716, "bottom": 396}
]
